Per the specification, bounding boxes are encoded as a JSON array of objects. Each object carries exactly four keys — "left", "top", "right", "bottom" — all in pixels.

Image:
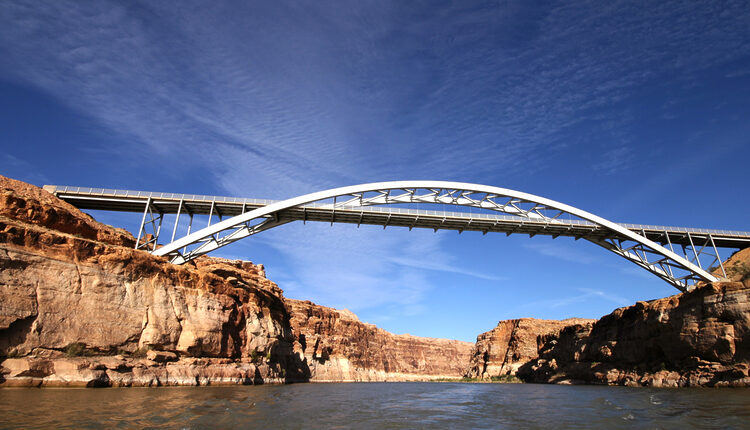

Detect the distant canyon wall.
[
  {"left": 465, "top": 318, "right": 594, "bottom": 379},
  {"left": 288, "top": 299, "right": 473, "bottom": 381}
]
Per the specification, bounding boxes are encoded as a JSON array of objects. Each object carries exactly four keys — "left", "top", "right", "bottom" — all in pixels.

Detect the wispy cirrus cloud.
[
  {"left": 523, "top": 241, "right": 597, "bottom": 265},
  {"left": 241, "top": 223, "right": 450, "bottom": 316},
  {"left": 388, "top": 256, "right": 507, "bottom": 282},
  {"left": 517, "top": 287, "right": 632, "bottom": 313},
  {"left": 3, "top": 1, "right": 750, "bottom": 192},
  {"left": 556, "top": 287, "right": 631, "bottom": 308},
  {"left": 0, "top": 154, "right": 50, "bottom": 185}
]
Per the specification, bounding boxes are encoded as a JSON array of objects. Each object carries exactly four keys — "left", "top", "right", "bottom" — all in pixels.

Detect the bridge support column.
[
  {"left": 183, "top": 212, "right": 193, "bottom": 255},
  {"left": 208, "top": 199, "right": 216, "bottom": 227},
  {"left": 687, "top": 232, "right": 701, "bottom": 268},
  {"left": 135, "top": 197, "right": 163, "bottom": 251},
  {"left": 135, "top": 197, "right": 151, "bottom": 249},
  {"left": 170, "top": 199, "right": 184, "bottom": 243},
  {"left": 153, "top": 212, "right": 163, "bottom": 251},
  {"left": 709, "top": 234, "right": 727, "bottom": 278}
]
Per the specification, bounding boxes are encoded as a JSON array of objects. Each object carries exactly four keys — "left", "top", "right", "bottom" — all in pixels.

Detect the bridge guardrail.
[{"left": 48, "top": 185, "right": 750, "bottom": 238}]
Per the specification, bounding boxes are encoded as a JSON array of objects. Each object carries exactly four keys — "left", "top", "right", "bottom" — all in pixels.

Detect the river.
[{"left": 1, "top": 382, "right": 749, "bottom": 429}]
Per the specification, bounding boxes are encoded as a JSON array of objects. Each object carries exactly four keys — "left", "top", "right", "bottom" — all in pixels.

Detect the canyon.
[
  {"left": 1, "top": 174, "right": 749, "bottom": 387},
  {"left": 0, "top": 175, "right": 473, "bottom": 386}
]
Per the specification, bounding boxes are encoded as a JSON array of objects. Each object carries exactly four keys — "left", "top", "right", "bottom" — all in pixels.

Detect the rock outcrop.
[
  {"left": 0, "top": 176, "right": 307, "bottom": 386},
  {"left": 0, "top": 175, "right": 476, "bottom": 387},
  {"left": 0, "top": 355, "right": 287, "bottom": 387},
  {"left": 465, "top": 318, "right": 594, "bottom": 379},
  {"left": 516, "top": 248, "right": 750, "bottom": 387},
  {"left": 288, "top": 299, "right": 474, "bottom": 381}
]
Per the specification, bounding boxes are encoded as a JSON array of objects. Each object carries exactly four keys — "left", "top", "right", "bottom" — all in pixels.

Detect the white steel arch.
[{"left": 152, "top": 181, "right": 719, "bottom": 291}]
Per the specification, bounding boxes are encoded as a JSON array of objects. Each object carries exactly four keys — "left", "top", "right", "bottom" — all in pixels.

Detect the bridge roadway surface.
[{"left": 43, "top": 185, "right": 750, "bottom": 250}]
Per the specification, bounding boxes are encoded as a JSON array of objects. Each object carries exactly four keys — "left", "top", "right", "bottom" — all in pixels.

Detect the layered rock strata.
[
  {"left": 288, "top": 299, "right": 474, "bottom": 381},
  {"left": 0, "top": 356, "right": 288, "bottom": 387},
  {"left": 517, "top": 249, "right": 750, "bottom": 387},
  {"left": 465, "top": 318, "right": 594, "bottom": 379},
  {"left": 0, "top": 175, "right": 477, "bottom": 387}
]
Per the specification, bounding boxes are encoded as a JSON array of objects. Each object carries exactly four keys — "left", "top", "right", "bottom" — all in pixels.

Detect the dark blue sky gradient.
[{"left": 1, "top": 1, "right": 749, "bottom": 341}]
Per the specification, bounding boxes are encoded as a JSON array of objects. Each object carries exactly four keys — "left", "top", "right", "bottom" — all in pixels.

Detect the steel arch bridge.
[
  {"left": 147, "top": 180, "right": 722, "bottom": 291},
  {"left": 45, "top": 181, "right": 750, "bottom": 292}
]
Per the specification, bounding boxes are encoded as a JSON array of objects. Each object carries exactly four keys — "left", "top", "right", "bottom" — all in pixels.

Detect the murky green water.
[{"left": 1, "top": 382, "right": 749, "bottom": 429}]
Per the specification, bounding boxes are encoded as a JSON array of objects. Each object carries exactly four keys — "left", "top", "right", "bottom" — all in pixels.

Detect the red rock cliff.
[
  {"left": 0, "top": 176, "right": 309, "bottom": 386},
  {"left": 0, "top": 175, "right": 474, "bottom": 386},
  {"left": 287, "top": 299, "right": 474, "bottom": 381},
  {"left": 517, "top": 249, "right": 750, "bottom": 387},
  {"left": 465, "top": 318, "right": 594, "bottom": 379}
]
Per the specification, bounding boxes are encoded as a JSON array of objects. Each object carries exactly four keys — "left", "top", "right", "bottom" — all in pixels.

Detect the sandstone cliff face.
[
  {"left": 465, "top": 318, "right": 594, "bottom": 379},
  {"left": 0, "top": 175, "right": 307, "bottom": 386},
  {"left": 517, "top": 249, "right": 750, "bottom": 387},
  {"left": 0, "top": 175, "right": 474, "bottom": 386},
  {"left": 287, "top": 299, "right": 474, "bottom": 381}
]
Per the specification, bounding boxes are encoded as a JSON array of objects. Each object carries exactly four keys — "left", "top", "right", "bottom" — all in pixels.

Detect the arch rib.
[{"left": 152, "top": 181, "right": 718, "bottom": 291}]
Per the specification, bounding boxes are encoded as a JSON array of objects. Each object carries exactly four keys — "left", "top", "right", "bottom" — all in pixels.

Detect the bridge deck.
[{"left": 43, "top": 185, "right": 750, "bottom": 249}]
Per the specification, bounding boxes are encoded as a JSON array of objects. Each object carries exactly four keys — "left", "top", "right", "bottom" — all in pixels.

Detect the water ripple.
[{"left": 1, "top": 383, "right": 749, "bottom": 429}]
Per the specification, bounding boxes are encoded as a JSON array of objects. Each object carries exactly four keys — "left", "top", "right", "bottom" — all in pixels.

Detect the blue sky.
[{"left": 1, "top": 1, "right": 749, "bottom": 342}]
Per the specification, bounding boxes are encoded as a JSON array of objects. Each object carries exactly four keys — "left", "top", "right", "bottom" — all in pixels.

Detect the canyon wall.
[
  {"left": 466, "top": 251, "right": 750, "bottom": 387},
  {"left": 0, "top": 175, "right": 472, "bottom": 386},
  {"left": 516, "top": 249, "right": 750, "bottom": 387},
  {"left": 288, "top": 299, "right": 473, "bottom": 381},
  {"left": 2, "top": 174, "right": 749, "bottom": 388},
  {"left": 465, "top": 318, "right": 594, "bottom": 379}
]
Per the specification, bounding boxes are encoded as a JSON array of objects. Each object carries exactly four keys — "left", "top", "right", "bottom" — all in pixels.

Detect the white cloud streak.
[
  {"left": 518, "top": 287, "right": 632, "bottom": 313},
  {"left": 3, "top": 1, "right": 749, "bottom": 191},
  {"left": 388, "top": 256, "right": 507, "bottom": 281},
  {"left": 243, "top": 224, "right": 450, "bottom": 316},
  {"left": 523, "top": 241, "right": 597, "bottom": 265},
  {"left": 0, "top": 154, "right": 50, "bottom": 185}
]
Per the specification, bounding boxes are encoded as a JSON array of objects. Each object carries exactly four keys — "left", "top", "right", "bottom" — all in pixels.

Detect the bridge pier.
[{"left": 135, "top": 197, "right": 164, "bottom": 251}]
